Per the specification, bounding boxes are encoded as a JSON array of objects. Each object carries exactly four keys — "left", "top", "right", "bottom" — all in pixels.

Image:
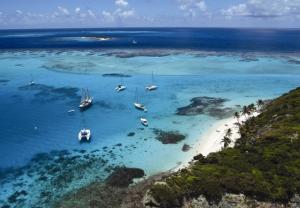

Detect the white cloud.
[
  {"left": 16, "top": 10, "right": 23, "bottom": 15},
  {"left": 102, "top": 10, "right": 115, "bottom": 22},
  {"left": 115, "top": 0, "right": 128, "bottom": 7},
  {"left": 222, "top": 0, "right": 300, "bottom": 18},
  {"left": 102, "top": 0, "right": 135, "bottom": 22},
  {"left": 57, "top": 6, "right": 70, "bottom": 16},
  {"left": 75, "top": 7, "right": 81, "bottom": 14},
  {"left": 178, "top": 0, "right": 207, "bottom": 17},
  {"left": 87, "top": 9, "right": 96, "bottom": 18}
]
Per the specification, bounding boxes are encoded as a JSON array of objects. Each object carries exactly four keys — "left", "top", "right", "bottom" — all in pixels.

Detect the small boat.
[
  {"left": 132, "top": 40, "right": 137, "bottom": 44},
  {"left": 28, "top": 74, "right": 35, "bottom": 86},
  {"left": 79, "top": 89, "right": 93, "bottom": 111},
  {"left": 115, "top": 77, "right": 127, "bottom": 92},
  {"left": 146, "top": 85, "right": 158, "bottom": 91},
  {"left": 140, "top": 118, "right": 148, "bottom": 127},
  {"left": 134, "top": 88, "right": 147, "bottom": 112},
  {"left": 78, "top": 129, "right": 91, "bottom": 142},
  {"left": 134, "top": 102, "right": 147, "bottom": 112},
  {"left": 68, "top": 109, "right": 75, "bottom": 113},
  {"left": 115, "top": 84, "right": 126, "bottom": 92},
  {"left": 146, "top": 72, "right": 158, "bottom": 91}
]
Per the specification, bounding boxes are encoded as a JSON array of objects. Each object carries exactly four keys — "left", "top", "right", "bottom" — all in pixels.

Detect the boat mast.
[{"left": 135, "top": 87, "right": 139, "bottom": 103}]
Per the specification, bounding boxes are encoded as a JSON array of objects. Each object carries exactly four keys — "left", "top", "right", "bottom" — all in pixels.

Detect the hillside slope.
[{"left": 149, "top": 88, "right": 300, "bottom": 207}]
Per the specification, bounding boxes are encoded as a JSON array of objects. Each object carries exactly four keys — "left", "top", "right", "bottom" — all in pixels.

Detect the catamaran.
[
  {"left": 79, "top": 88, "right": 93, "bottom": 111},
  {"left": 78, "top": 129, "right": 91, "bottom": 142},
  {"left": 140, "top": 118, "right": 148, "bottom": 127},
  {"left": 146, "top": 72, "right": 158, "bottom": 91},
  {"left": 134, "top": 88, "right": 147, "bottom": 112},
  {"left": 115, "top": 77, "right": 126, "bottom": 92}
]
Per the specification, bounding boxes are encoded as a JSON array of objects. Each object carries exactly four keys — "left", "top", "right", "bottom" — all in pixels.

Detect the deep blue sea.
[
  {"left": 0, "top": 28, "right": 299, "bottom": 207},
  {"left": 0, "top": 28, "right": 300, "bottom": 52}
]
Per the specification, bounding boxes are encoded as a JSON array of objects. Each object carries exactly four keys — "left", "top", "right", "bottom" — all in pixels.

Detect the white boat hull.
[
  {"left": 78, "top": 129, "right": 91, "bottom": 142},
  {"left": 134, "top": 103, "right": 147, "bottom": 111},
  {"left": 79, "top": 98, "right": 93, "bottom": 110},
  {"left": 140, "top": 118, "right": 148, "bottom": 127},
  {"left": 146, "top": 85, "right": 158, "bottom": 91},
  {"left": 115, "top": 85, "right": 126, "bottom": 92}
]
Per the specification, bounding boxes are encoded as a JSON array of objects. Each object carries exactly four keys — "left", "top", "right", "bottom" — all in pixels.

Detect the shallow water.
[{"left": 0, "top": 49, "right": 299, "bottom": 207}]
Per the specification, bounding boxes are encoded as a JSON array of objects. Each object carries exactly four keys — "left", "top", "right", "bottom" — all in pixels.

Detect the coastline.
[{"left": 174, "top": 112, "right": 259, "bottom": 172}]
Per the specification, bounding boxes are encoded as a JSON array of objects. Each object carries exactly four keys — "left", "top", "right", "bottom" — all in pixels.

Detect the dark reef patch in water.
[
  {"left": 239, "top": 55, "right": 259, "bottom": 62},
  {"left": 153, "top": 129, "right": 186, "bottom": 144},
  {"left": 105, "top": 166, "right": 145, "bottom": 188},
  {"left": 288, "top": 59, "right": 300, "bottom": 64},
  {"left": 18, "top": 83, "right": 80, "bottom": 103},
  {"left": 42, "top": 60, "right": 97, "bottom": 73},
  {"left": 127, "top": 132, "right": 135, "bottom": 137},
  {"left": 102, "top": 50, "right": 178, "bottom": 58},
  {"left": 0, "top": 148, "right": 116, "bottom": 207},
  {"left": 182, "top": 144, "right": 191, "bottom": 152},
  {"left": 102, "top": 73, "right": 132, "bottom": 78},
  {"left": 176, "top": 96, "right": 237, "bottom": 119},
  {"left": 0, "top": 79, "right": 9, "bottom": 85}
]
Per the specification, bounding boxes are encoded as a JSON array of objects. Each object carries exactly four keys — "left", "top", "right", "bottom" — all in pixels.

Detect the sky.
[{"left": 0, "top": 0, "right": 300, "bottom": 29}]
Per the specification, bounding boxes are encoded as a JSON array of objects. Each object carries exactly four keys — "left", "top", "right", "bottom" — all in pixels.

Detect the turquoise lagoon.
[{"left": 0, "top": 49, "right": 299, "bottom": 207}]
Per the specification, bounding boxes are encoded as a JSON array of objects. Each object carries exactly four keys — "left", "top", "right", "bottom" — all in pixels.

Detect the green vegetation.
[{"left": 150, "top": 88, "right": 300, "bottom": 207}]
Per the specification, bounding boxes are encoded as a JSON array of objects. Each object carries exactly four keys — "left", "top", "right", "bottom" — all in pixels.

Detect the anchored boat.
[
  {"left": 79, "top": 88, "right": 93, "bottom": 111},
  {"left": 146, "top": 72, "right": 158, "bottom": 91},
  {"left": 78, "top": 129, "right": 91, "bottom": 142},
  {"left": 134, "top": 88, "right": 147, "bottom": 112},
  {"left": 140, "top": 118, "right": 148, "bottom": 127},
  {"left": 115, "top": 77, "right": 127, "bottom": 92}
]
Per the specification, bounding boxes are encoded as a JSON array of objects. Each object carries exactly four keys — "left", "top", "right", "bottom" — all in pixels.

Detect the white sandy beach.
[{"left": 174, "top": 112, "right": 259, "bottom": 171}]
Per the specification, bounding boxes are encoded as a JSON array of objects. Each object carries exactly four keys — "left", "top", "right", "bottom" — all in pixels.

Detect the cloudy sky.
[{"left": 0, "top": 0, "right": 299, "bottom": 29}]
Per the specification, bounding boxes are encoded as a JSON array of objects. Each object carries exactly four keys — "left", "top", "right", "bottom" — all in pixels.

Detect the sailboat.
[
  {"left": 146, "top": 72, "right": 158, "bottom": 91},
  {"left": 140, "top": 118, "right": 149, "bottom": 127},
  {"left": 78, "top": 114, "right": 91, "bottom": 142},
  {"left": 115, "top": 77, "right": 126, "bottom": 92},
  {"left": 79, "top": 88, "right": 93, "bottom": 111},
  {"left": 134, "top": 88, "right": 147, "bottom": 112}
]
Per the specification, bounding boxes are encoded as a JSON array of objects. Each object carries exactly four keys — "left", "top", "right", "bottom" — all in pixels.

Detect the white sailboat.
[
  {"left": 134, "top": 88, "right": 147, "bottom": 112},
  {"left": 79, "top": 88, "right": 93, "bottom": 111},
  {"left": 140, "top": 118, "right": 148, "bottom": 127},
  {"left": 115, "top": 77, "right": 126, "bottom": 92},
  {"left": 146, "top": 72, "right": 158, "bottom": 91}
]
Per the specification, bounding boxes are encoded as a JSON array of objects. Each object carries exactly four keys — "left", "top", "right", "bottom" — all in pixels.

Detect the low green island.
[{"left": 149, "top": 87, "right": 300, "bottom": 207}]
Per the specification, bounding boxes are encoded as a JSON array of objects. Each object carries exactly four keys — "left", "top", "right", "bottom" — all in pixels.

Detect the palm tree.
[
  {"left": 248, "top": 103, "right": 256, "bottom": 113},
  {"left": 221, "top": 136, "right": 232, "bottom": 149},
  {"left": 234, "top": 112, "right": 240, "bottom": 124},
  {"left": 242, "top": 106, "right": 249, "bottom": 120},
  {"left": 225, "top": 128, "right": 233, "bottom": 138},
  {"left": 256, "top": 99, "right": 264, "bottom": 111}
]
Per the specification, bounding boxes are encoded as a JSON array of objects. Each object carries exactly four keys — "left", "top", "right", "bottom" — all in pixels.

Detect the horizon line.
[{"left": 1, "top": 26, "right": 300, "bottom": 31}]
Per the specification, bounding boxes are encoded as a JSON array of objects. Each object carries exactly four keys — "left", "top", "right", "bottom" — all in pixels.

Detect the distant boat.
[
  {"left": 146, "top": 72, "right": 158, "bottom": 91},
  {"left": 68, "top": 109, "right": 75, "bottom": 113},
  {"left": 28, "top": 74, "right": 35, "bottom": 86},
  {"left": 79, "top": 88, "right": 93, "bottom": 111},
  {"left": 134, "top": 88, "right": 147, "bottom": 112},
  {"left": 132, "top": 40, "right": 137, "bottom": 44},
  {"left": 115, "top": 77, "right": 127, "bottom": 92},
  {"left": 78, "top": 129, "right": 91, "bottom": 142},
  {"left": 140, "top": 118, "right": 148, "bottom": 127}
]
